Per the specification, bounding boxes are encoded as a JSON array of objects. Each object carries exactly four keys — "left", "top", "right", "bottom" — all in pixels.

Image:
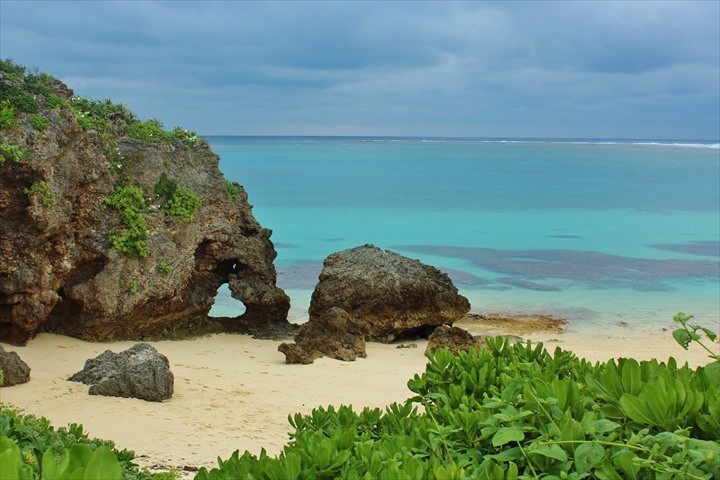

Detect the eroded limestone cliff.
[{"left": 0, "top": 63, "right": 289, "bottom": 345}]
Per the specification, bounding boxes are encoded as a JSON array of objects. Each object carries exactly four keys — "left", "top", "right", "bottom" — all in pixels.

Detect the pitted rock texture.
[
  {"left": 278, "top": 307, "right": 366, "bottom": 364},
  {"left": 68, "top": 343, "right": 173, "bottom": 402},
  {"left": 0, "top": 345, "right": 31, "bottom": 386},
  {"left": 309, "top": 245, "right": 470, "bottom": 343},
  {"left": 0, "top": 71, "right": 289, "bottom": 345},
  {"left": 427, "top": 325, "right": 485, "bottom": 353}
]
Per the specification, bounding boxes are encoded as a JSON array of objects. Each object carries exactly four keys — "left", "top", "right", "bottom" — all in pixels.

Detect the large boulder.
[
  {"left": 309, "top": 245, "right": 470, "bottom": 342},
  {"left": 278, "top": 307, "right": 366, "bottom": 364},
  {"left": 0, "top": 65, "right": 289, "bottom": 345},
  {"left": 68, "top": 343, "right": 173, "bottom": 402},
  {"left": 0, "top": 345, "right": 31, "bottom": 386}
]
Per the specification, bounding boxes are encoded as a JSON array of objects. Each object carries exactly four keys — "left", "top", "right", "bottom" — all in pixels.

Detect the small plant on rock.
[
  {"left": 158, "top": 261, "right": 173, "bottom": 274},
  {"left": 0, "top": 143, "right": 30, "bottom": 164},
  {"left": 24, "top": 180, "right": 56, "bottom": 207},
  {"left": 104, "top": 185, "right": 150, "bottom": 257},
  {"left": 224, "top": 179, "right": 239, "bottom": 200},
  {"left": 0, "top": 100, "right": 18, "bottom": 130},
  {"left": 45, "top": 94, "right": 68, "bottom": 110},
  {"left": 162, "top": 187, "right": 201, "bottom": 222},
  {"left": 28, "top": 114, "right": 48, "bottom": 131}
]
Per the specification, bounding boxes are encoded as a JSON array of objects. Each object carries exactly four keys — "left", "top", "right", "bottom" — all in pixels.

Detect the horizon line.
[{"left": 199, "top": 134, "right": 720, "bottom": 143}]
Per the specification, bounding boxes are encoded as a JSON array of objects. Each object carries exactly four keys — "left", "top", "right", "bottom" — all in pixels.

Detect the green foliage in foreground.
[
  {"left": 198, "top": 336, "right": 720, "bottom": 480},
  {"left": 0, "top": 405, "right": 173, "bottom": 480},
  {"left": 104, "top": 185, "right": 150, "bottom": 257}
]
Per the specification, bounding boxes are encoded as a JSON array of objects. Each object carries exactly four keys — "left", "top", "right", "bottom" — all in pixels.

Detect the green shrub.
[
  {"left": 0, "top": 82, "right": 38, "bottom": 114},
  {"left": 158, "top": 261, "right": 173, "bottom": 274},
  {"left": 0, "top": 143, "right": 30, "bottom": 164},
  {"left": 171, "top": 127, "right": 198, "bottom": 147},
  {"left": 24, "top": 180, "right": 56, "bottom": 207},
  {"left": 154, "top": 173, "right": 178, "bottom": 199},
  {"left": 162, "top": 187, "right": 201, "bottom": 222},
  {"left": 104, "top": 185, "right": 150, "bottom": 257},
  {"left": 45, "top": 95, "right": 68, "bottom": 110},
  {"left": 198, "top": 336, "right": 720, "bottom": 480},
  {"left": 23, "top": 72, "right": 55, "bottom": 97},
  {"left": 28, "top": 114, "right": 48, "bottom": 131},
  {"left": 127, "top": 120, "right": 198, "bottom": 147},
  {"left": 0, "top": 368, "right": 4, "bottom": 387},
  {"left": 0, "top": 59, "right": 26, "bottom": 77},
  {"left": 224, "top": 179, "right": 239, "bottom": 200},
  {"left": 0, "top": 100, "right": 18, "bottom": 130},
  {"left": 127, "top": 119, "right": 171, "bottom": 143}
]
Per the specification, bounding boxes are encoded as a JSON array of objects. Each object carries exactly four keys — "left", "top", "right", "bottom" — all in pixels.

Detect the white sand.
[{"left": 0, "top": 330, "right": 716, "bottom": 474}]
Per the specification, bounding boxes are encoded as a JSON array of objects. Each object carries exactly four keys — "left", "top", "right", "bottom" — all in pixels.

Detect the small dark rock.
[
  {"left": 427, "top": 325, "right": 485, "bottom": 354},
  {"left": 0, "top": 345, "right": 31, "bottom": 386},
  {"left": 68, "top": 343, "right": 173, "bottom": 402},
  {"left": 278, "top": 307, "right": 366, "bottom": 364}
]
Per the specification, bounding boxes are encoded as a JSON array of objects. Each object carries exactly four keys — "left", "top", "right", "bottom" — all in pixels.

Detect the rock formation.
[
  {"left": 68, "top": 343, "right": 173, "bottom": 402},
  {"left": 426, "top": 325, "right": 485, "bottom": 353},
  {"left": 0, "top": 345, "right": 31, "bottom": 386},
  {"left": 0, "top": 62, "right": 289, "bottom": 345},
  {"left": 278, "top": 307, "right": 366, "bottom": 364},
  {"left": 309, "top": 245, "right": 470, "bottom": 342}
]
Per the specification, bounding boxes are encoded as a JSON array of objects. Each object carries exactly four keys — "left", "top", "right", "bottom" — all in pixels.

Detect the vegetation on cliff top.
[{"left": 0, "top": 58, "right": 210, "bottom": 257}]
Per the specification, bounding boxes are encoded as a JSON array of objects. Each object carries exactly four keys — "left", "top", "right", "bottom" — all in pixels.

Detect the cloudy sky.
[{"left": 1, "top": 1, "right": 718, "bottom": 139}]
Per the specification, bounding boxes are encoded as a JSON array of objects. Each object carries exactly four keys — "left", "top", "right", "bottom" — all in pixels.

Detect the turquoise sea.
[{"left": 206, "top": 137, "right": 720, "bottom": 333}]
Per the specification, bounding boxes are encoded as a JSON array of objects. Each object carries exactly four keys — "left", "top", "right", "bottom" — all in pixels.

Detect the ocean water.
[{"left": 206, "top": 136, "right": 720, "bottom": 333}]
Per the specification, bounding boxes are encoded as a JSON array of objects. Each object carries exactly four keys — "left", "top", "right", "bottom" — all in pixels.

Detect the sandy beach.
[{"left": 0, "top": 327, "right": 716, "bottom": 475}]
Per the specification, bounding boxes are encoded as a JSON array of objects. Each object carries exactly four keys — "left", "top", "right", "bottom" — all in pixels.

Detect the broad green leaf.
[
  {"left": 699, "top": 327, "right": 718, "bottom": 341},
  {"left": 590, "top": 419, "right": 621, "bottom": 434},
  {"left": 620, "top": 359, "right": 641, "bottom": 395},
  {"left": 42, "top": 448, "right": 60, "bottom": 480},
  {"left": 574, "top": 443, "right": 604, "bottom": 473},
  {"left": 82, "top": 446, "right": 122, "bottom": 480},
  {"left": 615, "top": 452, "right": 640, "bottom": 480},
  {"left": 619, "top": 394, "right": 655, "bottom": 425},
  {"left": 560, "top": 419, "right": 584, "bottom": 443},
  {"left": 529, "top": 443, "right": 567, "bottom": 462},
  {"left": 488, "top": 446, "right": 522, "bottom": 462},
  {"left": 284, "top": 452, "right": 301, "bottom": 480},
  {"left": 506, "top": 461, "right": 518, "bottom": 480},
  {"left": 0, "top": 437, "right": 33, "bottom": 480},
  {"left": 672, "top": 329, "right": 692, "bottom": 350},
  {"left": 491, "top": 427, "right": 524, "bottom": 447}
]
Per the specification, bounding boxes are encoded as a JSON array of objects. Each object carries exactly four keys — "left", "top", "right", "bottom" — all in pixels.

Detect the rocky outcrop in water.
[
  {"left": 68, "top": 343, "right": 173, "bottom": 402},
  {"left": 0, "top": 63, "right": 289, "bottom": 345},
  {"left": 309, "top": 245, "right": 470, "bottom": 342},
  {"left": 278, "top": 307, "right": 366, "bottom": 364},
  {"left": 0, "top": 345, "right": 31, "bottom": 386}
]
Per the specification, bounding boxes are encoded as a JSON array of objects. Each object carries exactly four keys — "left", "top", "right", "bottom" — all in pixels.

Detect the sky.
[{"left": 1, "top": 0, "right": 719, "bottom": 139}]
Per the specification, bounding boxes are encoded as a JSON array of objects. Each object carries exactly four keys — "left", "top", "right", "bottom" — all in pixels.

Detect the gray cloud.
[{"left": 1, "top": 0, "right": 717, "bottom": 138}]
